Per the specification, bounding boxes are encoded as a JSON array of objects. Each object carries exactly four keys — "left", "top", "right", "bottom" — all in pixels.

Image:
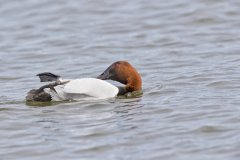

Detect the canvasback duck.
[{"left": 26, "top": 61, "right": 142, "bottom": 102}]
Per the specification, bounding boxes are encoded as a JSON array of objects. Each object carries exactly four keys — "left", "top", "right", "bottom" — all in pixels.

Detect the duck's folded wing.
[{"left": 63, "top": 78, "right": 119, "bottom": 99}]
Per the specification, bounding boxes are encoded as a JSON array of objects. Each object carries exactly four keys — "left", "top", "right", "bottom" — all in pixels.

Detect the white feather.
[
  {"left": 64, "top": 78, "right": 119, "bottom": 100},
  {"left": 44, "top": 78, "right": 119, "bottom": 101},
  {"left": 44, "top": 85, "right": 66, "bottom": 101}
]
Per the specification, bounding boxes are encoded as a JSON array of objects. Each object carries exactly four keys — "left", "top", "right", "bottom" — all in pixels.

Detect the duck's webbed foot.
[
  {"left": 37, "top": 72, "right": 60, "bottom": 82},
  {"left": 39, "top": 82, "right": 59, "bottom": 93}
]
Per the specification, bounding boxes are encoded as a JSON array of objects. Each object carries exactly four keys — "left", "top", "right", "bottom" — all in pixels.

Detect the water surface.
[{"left": 0, "top": 0, "right": 240, "bottom": 159}]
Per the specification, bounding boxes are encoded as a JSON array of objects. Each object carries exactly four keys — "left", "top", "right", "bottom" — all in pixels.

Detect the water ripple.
[{"left": 0, "top": 0, "right": 240, "bottom": 160}]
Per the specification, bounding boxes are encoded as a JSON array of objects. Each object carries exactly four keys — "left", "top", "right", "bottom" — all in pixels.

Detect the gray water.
[{"left": 0, "top": 0, "right": 240, "bottom": 159}]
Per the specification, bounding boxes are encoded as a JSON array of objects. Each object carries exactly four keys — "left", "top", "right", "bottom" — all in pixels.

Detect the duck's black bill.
[
  {"left": 97, "top": 69, "right": 111, "bottom": 80},
  {"left": 97, "top": 72, "right": 109, "bottom": 80}
]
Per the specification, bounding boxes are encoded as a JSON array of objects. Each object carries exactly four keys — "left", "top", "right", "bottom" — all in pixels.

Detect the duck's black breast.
[
  {"left": 117, "top": 87, "right": 127, "bottom": 96},
  {"left": 117, "top": 87, "right": 143, "bottom": 98}
]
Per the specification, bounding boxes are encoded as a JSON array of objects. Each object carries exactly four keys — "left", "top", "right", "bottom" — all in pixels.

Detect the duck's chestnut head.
[{"left": 97, "top": 61, "right": 142, "bottom": 91}]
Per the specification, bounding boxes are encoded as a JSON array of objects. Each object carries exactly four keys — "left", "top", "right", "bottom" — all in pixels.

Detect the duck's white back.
[
  {"left": 63, "top": 78, "right": 118, "bottom": 100},
  {"left": 44, "top": 78, "right": 118, "bottom": 101}
]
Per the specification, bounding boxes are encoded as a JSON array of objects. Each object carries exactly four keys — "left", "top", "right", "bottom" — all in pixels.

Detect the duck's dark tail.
[
  {"left": 26, "top": 89, "right": 52, "bottom": 102},
  {"left": 26, "top": 72, "right": 61, "bottom": 102}
]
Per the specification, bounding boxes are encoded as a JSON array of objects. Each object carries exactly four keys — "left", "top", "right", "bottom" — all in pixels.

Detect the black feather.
[{"left": 37, "top": 72, "right": 60, "bottom": 82}]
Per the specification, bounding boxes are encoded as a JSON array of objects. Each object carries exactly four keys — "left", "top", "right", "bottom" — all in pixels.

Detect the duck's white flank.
[{"left": 44, "top": 78, "right": 119, "bottom": 101}]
